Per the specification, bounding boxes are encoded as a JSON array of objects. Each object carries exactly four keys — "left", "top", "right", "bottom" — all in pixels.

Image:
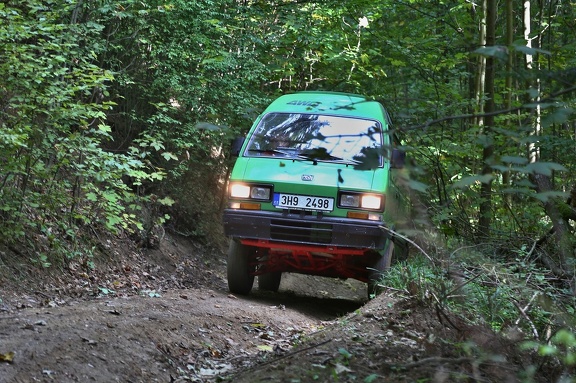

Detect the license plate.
[{"left": 273, "top": 193, "right": 334, "bottom": 211}]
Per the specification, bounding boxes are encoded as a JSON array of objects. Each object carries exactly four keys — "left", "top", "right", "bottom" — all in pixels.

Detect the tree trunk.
[
  {"left": 531, "top": 174, "right": 574, "bottom": 274},
  {"left": 477, "top": 0, "right": 496, "bottom": 239},
  {"left": 525, "top": 0, "right": 542, "bottom": 164},
  {"left": 501, "top": 0, "right": 514, "bottom": 196}
]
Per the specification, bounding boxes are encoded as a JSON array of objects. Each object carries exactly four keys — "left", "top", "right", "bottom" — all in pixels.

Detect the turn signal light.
[
  {"left": 239, "top": 202, "right": 261, "bottom": 210},
  {"left": 347, "top": 211, "right": 382, "bottom": 221}
]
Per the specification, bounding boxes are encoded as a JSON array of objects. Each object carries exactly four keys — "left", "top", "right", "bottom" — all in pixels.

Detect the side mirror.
[
  {"left": 390, "top": 148, "right": 406, "bottom": 169},
  {"left": 231, "top": 137, "right": 245, "bottom": 157}
]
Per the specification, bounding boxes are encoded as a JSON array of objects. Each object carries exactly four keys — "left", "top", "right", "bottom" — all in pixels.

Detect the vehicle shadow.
[{"left": 246, "top": 273, "right": 366, "bottom": 321}]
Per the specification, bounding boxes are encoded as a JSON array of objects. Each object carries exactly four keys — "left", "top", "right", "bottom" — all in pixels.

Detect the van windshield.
[{"left": 244, "top": 113, "right": 383, "bottom": 165}]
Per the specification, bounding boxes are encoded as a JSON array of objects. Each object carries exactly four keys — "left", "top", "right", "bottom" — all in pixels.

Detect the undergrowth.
[{"left": 379, "top": 241, "right": 576, "bottom": 380}]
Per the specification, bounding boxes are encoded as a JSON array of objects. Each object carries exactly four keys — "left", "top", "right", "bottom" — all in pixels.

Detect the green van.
[{"left": 222, "top": 91, "right": 407, "bottom": 298}]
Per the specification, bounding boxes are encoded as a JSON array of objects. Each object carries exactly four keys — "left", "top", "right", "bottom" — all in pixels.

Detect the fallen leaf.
[
  {"left": 199, "top": 363, "right": 233, "bottom": 376},
  {"left": 334, "top": 363, "right": 352, "bottom": 374},
  {"left": 257, "top": 345, "right": 273, "bottom": 352},
  {"left": 0, "top": 351, "right": 15, "bottom": 363},
  {"left": 364, "top": 373, "right": 380, "bottom": 382},
  {"left": 81, "top": 337, "right": 98, "bottom": 345},
  {"left": 259, "top": 331, "right": 275, "bottom": 340},
  {"left": 338, "top": 348, "right": 352, "bottom": 359}
]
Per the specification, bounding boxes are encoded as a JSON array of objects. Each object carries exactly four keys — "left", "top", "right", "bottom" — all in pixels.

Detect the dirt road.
[
  {"left": 1, "top": 266, "right": 366, "bottom": 383},
  {"left": 0, "top": 233, "right": 548, "bottom": 382}
]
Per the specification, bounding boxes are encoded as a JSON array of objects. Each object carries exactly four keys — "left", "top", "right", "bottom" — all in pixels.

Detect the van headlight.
[
  {"left": 229, "top": 183, "right": 272, "bottom": 201},
  {"left": 361, "top": 194, "right": 383, "bottom": 210},
  {"left": 338, "top": 192, "right": 384, "bottom": 211}
]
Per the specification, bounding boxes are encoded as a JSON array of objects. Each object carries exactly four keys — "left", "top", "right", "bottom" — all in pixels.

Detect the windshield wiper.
[
  {"left": 326, "top": 157, "right": 361, "bottom": 165},
  {"left": 299, "top": 148, "right": 361, "bottom": 165},
  {"left": 247, "top": 147, "right": 309, "bottom": 159},
  {"left": 246, "top": 148, "right": 292, "bottom": 156},
  {"left": 246, "top": 148, "right": 314, "bottom": 163},
  {"left": 247, "top": 148, "right": 360, "bottom": 166},
  {"left": 302, "top": 154, "right": 361, "bottom": 165}
]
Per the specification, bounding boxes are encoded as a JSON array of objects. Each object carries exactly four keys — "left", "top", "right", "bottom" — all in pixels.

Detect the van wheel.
[
  {"left": 258, "top": 272, "right": 282, "bottom": 292},
  {"left": 367, "top": 239, "right": 394, "bottom": 299},
  {"left": 227, "top": 239, "right": 255, "bottom": 295}
]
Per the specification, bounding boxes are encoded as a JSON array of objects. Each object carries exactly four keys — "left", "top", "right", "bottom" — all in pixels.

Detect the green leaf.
[
  {"left": 338, "top": 348, "right": 352, "bottom": 359},
  {"left": 512, "top": 42, "right": 551, "bottom": 56},
  {"left": 106, "top": 215, "right": 123, "bottom": 229},
  {"left": 538, "top": 344, "right": 558, "bottom": 356},
  {"left": 523, "top": 162, "right": 567, "bottom": 176},
  {"left": 98, "top": 124, "right": 112, "bottom": 133},
  {"left": 161, "top": 152, "right": 178, "bottom": 161},
  {"left": 565, "top": 353, "right": 576, "bottom": 366},
  {"left": 195, "top": 122, "right": 225, "bottom": 131},
  {"left": 520, "top": 340, "right": 540, "bottom": 351},
  {"left": 364, "top": 374, "right": 380, "bottom": 383},
  {"left": 99, "top": 287, "right": 114, "bottom": 295},
  {"left": 452, "top": 175, "right": 494, "bottom": 189},
  {"left": 491, "top": 165, "right": 510, "bottom": 172},
  {"left": 533, "top": 191, "right": 569, "bottom": 203},
  {"left": 408, "top": 180, "right": 429, "bottom": 193},
  {"left": 502, "top": 187, "right": 533, "bottom": 196},
  {"left": 541, "top": 107, "right": 574, "bottom": 127},
  {"left": 501, "top": 156, "right": 528, "bottom": 165},
  {"left": 554, "top": 329, "right": 576, "bottom": 346},
  {"left": 473, "top": 46, "right": 508, "bottom": 60},
  {"left": 103, "top": 192, "right": 119, "bottom": 203},
  {"left": 157, "top": 197, "right": 175, "bottom": 206}
]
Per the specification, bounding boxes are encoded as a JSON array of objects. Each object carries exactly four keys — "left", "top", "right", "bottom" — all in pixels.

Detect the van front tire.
[
  {"left": 367, "top": 239, "right": 394, "bottom": 298},
  {"left": 227, "top": 239, "right": 255, "bottom": 295}
]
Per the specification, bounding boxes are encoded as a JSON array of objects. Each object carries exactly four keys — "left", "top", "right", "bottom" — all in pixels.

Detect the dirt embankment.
[{"left": 0, "top": 233, "right": 551, "bottom": 382}]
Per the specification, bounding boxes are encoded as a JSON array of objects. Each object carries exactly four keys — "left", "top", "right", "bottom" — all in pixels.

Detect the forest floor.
[{"left": 0, "top": 231, "right": 553, "bottom": 382}]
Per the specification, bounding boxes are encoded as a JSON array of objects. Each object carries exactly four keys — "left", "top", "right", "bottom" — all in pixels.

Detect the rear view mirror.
[
  {"left": 231, "top": 137, "right": 245, "bottom": 157},
  {"left": 390, "top": 148, "right": 405, "bottom": 169}
]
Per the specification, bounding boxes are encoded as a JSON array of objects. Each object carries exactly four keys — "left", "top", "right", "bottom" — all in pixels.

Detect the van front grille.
[{"left": 270, "top": 219, "right": 332, "bottom": 244}]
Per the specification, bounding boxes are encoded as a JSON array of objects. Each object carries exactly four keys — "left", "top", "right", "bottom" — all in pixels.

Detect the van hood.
[{"left": 235, "top": 157, "right": 377, "bottom": 190}]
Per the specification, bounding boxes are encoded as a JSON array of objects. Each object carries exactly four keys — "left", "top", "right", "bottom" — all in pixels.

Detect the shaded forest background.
[{"left": 1, "top": 0, "right": 576, "bottom": 373}]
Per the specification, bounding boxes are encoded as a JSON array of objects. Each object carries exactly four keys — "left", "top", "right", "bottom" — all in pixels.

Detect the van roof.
[{"left": 262, "top": 91, "right": 389, "bottom": 125}]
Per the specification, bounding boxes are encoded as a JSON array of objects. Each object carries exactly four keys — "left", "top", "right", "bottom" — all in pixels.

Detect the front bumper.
[{"left": 223, "top": 209, "right": 389, "bottom": 249}]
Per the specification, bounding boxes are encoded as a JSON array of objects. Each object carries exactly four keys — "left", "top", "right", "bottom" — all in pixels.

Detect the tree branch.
[{"left": 403, "top": 85, "right": 576, "bottom": 132}]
